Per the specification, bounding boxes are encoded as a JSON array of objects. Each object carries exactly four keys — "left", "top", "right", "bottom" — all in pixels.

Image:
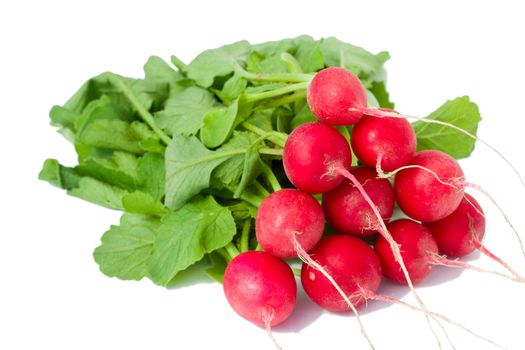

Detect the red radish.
[
  {"left": 394, "top": 150, "right": 465, "bottom": 222},
  {"left": 425, "top": 193, "right": 485, "bottom": 258},
  {"left": 283, "top": 121, "right": 443, "bottom": 335},
  {"left": 283, "top": 122, "right": 351, "bottom": 193},
  {"left": 351, "top": 115, "right": 417, "bottom": 171},
  {"left": 307, "top": 67, "right": 367, "bottom": 125},
  {"left": 375, "top": 219, "right": 439, "bottom": 284},
  {"left": 425, "top": 194, "right": 525, "bottom": 282},
  {"left": 301, "top": 235, "right": 382, "bottom": 312},
  {"left": 223, "top": 251, "right": 296, "bottom": 327},
  {"left": 256, "top": 189, "right": 325, "bottom": 258},
  {"left": 322, "top": 166, "right": 395, "bottom": 237}
]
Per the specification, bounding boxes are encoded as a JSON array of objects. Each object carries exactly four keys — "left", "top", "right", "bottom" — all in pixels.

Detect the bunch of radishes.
[{"left": 222, "top": 67, "right": 523, "bottom": 344}]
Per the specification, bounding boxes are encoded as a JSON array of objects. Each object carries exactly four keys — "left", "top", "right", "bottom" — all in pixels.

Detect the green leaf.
[
  {"left": 215, "top": 73, "right": 247, "bottom": 104},
  {"left": 74, "top": 94, "right": 135, "bottom": 134},
  {"left": 290, "top": 104, "right": 317, "bottom": 129},
  {"left": 211, "top": 131, "right": 259, "bottom": 188},
  {"left": 137, "top": 152, "right": 165, "bottom": 201},
  {"left": 76, "top": 151, "right": 139, "bottom": 190},
  {"left": 122, "top": 191, "right": 167, "bottom": 216},
  {"left": 205, "top": 252, "right": 228, "bottom": 283},
  {"left": 368, "top": 81, "right": 394, "bottom": 109},
  {"left": 94, "top": 214, "right": 160, "bottom": 280},
  {"left": 143, "top": 56, "right": 182, "bottom": 86},
  {"left": 68, "top": 177, "right": 129, "bottom": 210},
  {"left": 319, "top": 37, "right": 389, "bottom": 83},
  {"left": 155, "top": 86, "right": 218, "bottom": 136},
  {"left": 77, "top": 119, "right": 149, "bottom": 154},
  {"left": 295, "top": 39, "right": 324, "bottom": 72},
  {"left": 259, "top": 53, "right": 289, "bottom": 74},
  {"left": 39, "top": 159, "right": 81, "bottom": 189},
  {"left": 234, "top": 146, "right": 263, "bottom": 198},
  {"left": 164, "top": 135, "right": 243, "bottom": 210},
  {"left": 200, "top": 99, "right": 251, "bottom": 148},
  {"left": 252, "top": 38, "right": 296, "bottom": 56},
  {"left": 186, "top": 41, "right": 252, "bottom": 87},
  {"left": 413, "top": 96, "right": 481, "bottom": 159},
  {"left": 61, "top": 73, "right": 113, "bottom": 117},
  {"left": 39, "top": 159, "right": 129, "bottom": 209},
  {"left": 148, "top": 195, "right": 236, "bottom": 286}
]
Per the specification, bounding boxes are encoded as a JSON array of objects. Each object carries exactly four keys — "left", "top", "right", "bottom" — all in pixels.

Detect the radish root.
[
  {"left": 292, "top": 234, "right": 376, "bottom": 350},
  {"left": 472, "top": 237, "right": 525, "bottom": 283},
  {"left": 464, "top": 181, "right": 525, "bottom": 263},
  {"left": 333, "top": 167, "right": 446, "bottom": 349},
  {"left": 262, "top": 309, "right": 283, "bottom": 350},
  {"left": 363, "top": 291, "right": 508, "bottom": 350},
  {"left": 428, "top": 252, "right": 524, "bottom": 283}
]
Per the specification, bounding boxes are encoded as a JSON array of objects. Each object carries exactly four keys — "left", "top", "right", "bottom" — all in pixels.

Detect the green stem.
[
  {"left": 254, "top": 90, "right": 307, "bottom": 111},
  {"left": 253, "top": 180, "right": 270, "bottom": 197},
  {"left": 225, "top": 242, "right": 240, "bottom": 259},
  {"left": 256, "top": 243, "right": 263, "bottom": 251},
  {"left": 292, "top": 268, "right": 302, "bottom": 277},
  {"left": 261, "top": 162, "right": 281, "bottom": 192},
  {"left": 259, "top": 148, "right": 283, "bottom": 156},
  {"left": 235, "top": 63, "right": 313, "bottom": 83},
  {"left": 108, "top": 74, "right": 171, "bottom": 145},
  {"left": 337, "top": 126, "right": 351, "bottom": 142},
  {"left": 240, "top": 219, "right": 251, "bottom": 252},
  {"left": 243, "top": 82, "right": 309, "bottom": 104},
  {"left": 241, "top": 122, "right": 288, "bottom": 147},
  {"left": 217, "top": 248, "right": 232, "bottom": 262},
  {"left": 238, "top": 189, "right": 264, "bottom": 208}
]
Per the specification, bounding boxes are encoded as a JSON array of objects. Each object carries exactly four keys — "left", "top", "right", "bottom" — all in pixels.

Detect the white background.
[{"left": 1, "top": 1, "right": 525, "bottom": 349}]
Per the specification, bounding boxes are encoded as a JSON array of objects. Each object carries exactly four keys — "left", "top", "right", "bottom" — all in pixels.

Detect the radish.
[
  {"left": 394, "top": 150, "right": 465, "bottom": 222},
  {"left": 351, "top": 115, "right": 417, "bottom": 171},
  {"left": 374, "top": 219, "right": 439, "bottom": 284},
  {"left": 282, "top": 121, "right": 442, "bottom": 339},
  {"left": 223, "top": 251, "right": 297, "bottom": 327},
  {"left": 301, "top": 234, "right": 382, "bottom": 312},
  {"left": 425, "top": 193, "right": 485, "bottom": 258},
  {"left": 283, "top": 122, "right": 351, "bottom": 193},
  {"left": 322, "top": 166, "right": 395, "bottom": 237},
  {"left": 307, "top": 67, "right": 367, "bottom": 125},
  {"left": 425, "top": 194, "right": 525, "bottom": 282},
  {"left": 256, "top": 189, "right": 325, "bottom": 258}
]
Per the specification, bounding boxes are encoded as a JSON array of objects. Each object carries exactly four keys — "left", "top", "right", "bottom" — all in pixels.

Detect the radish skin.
[
  {"left": 307, "top": 67, "right": 367, "bottom": 125},
  {"left": 351, "top": 115, "right": 417, "bottom": 171},
  {"left": 256, "top": 189, "right": 325, "bottom": 258},
  {"left": 283, "top": 122, "right": 351, "bottom": 193},
  {"left": 375, "top": 219, "right": 439, "bottom": 284},
  {"left": 223, "top": 251, "right": 296, "bottom": 327},
  {"left": 323, "top": 166, "right": 394, "bottom": 237}
]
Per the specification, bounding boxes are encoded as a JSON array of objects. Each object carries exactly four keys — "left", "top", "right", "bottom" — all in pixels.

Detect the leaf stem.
[
  {"left": 217, "top": 248, "right": 232, "bottom": 262},
  {"left": 240, "top": 219, "right": 251, "bottom": 252},
  {"left": 243, "top": 82, "right": 309, "bottom": 104},
  {"left": 292, "top": 267, "right": 302, "bottom": 277},
  {"left": 241, "top": 122, "right": 288, "bottom": 147},
  {"left": 254, "top": 90, "right": 307, "bottom": 111},
  {"left": 108, "top": 73, "right": 171, "bottom": 145},
  {"left": 253, "top": 180, "right": 270, "bottom": 197},
  {"left": 259, "top": 148, "right": 283, "bottom": 156},
  {"left": 260, "top": 162, "right": 281, "bottom": 192},
  {"left": 225, "top": 242, "right": 240, "bottom": 259},
  {"left": 234, "top": 63, "right": 313, "bottom": 83},
  {"left": 238, "top": 189, "right": 265, "bottom": 208}
]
